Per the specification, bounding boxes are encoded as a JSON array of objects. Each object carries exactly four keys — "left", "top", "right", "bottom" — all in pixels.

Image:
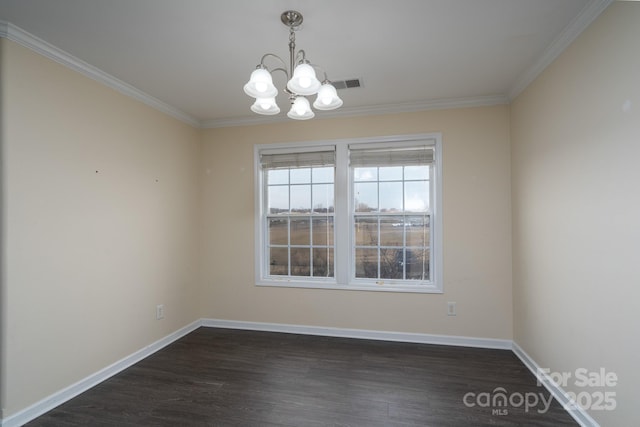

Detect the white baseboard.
[
  {"left": 512, "top": 342, "right": 600, "bottom": 427},
  {"left": 0, "top": 320, "right": 202, "bottom": 427},
  {"left": 9, "top": 318, "right": 589, "bottom": 427},
  {"left": 201, "top": 318, "right": 513, "bottom": 350}
]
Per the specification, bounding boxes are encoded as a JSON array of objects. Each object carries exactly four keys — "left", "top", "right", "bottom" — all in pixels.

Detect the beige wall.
[
  {"left": 511, "top": 2, "right": 640, "bottom": 425},
  {"left": 201, "top": 106, "right": 513, "bottom": 339},
  {"left": 0, "top": 40, "right": 202, "bottom": 416}
]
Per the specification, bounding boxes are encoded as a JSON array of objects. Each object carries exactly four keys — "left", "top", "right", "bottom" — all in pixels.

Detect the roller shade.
[
  {"left": 260, "top": 149, "right": 335, "bottom": 169},
  {"left": 349, "top": 145, "right": 433, "bottom": 167}
]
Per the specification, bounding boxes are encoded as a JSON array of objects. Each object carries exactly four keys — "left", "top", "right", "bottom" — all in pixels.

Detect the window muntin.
[{"left": 256, "top": 135, "right": 442, "bottom": 293}]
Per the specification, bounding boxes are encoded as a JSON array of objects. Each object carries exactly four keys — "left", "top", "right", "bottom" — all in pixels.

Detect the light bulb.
[
  {"left": 299, "top": 77, "right": 311, "bottom": 89},
  {"left": 313, "top": 83, "right": 343, "bottom": 111},
  {"left": 255, "top": 82, "right": 268, "bottom": 93},
  {"left": 287, "top": 97, "right": 314, "bottom": 120},
  {"left": 244, "top": 68, "right": 277, "bottom": 98},
  {"left": 251, "top": 97, "right": 279, "bottom": 115},
  {"left": 287, "top": 63, "right": 321, "bottom": 96}
]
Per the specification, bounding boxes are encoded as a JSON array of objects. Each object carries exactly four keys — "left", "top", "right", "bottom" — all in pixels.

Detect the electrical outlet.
[
  {"left": 156, "top": 304, "right": 164, "bottom": 320},
  {"left": 447, "top": 301, "right": 456, "bottom": 316}
]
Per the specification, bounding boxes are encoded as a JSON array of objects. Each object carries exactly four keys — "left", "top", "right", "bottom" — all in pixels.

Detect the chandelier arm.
[
  {"left": 294, "top": 49, "right": 308, "bottom": 65},
  {"left": 259, "top": 53, "right": 287, "bottom": 70},
  {"left": 270, "top": 67, "right": 290, "bottom": 80}
]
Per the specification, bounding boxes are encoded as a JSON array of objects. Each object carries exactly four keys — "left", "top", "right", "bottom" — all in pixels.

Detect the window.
[
  {"left": 351, "top": 144, "right": 432, "bottom": 283},
  {"left": 255, "top": 134, "right": 442, "bottom": 293},
  {"left": 261, "top": 148, "right": 336, "bottom": 280}
]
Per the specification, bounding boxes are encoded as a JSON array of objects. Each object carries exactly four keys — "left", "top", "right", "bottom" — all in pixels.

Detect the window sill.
[{"left": 256, "top": 279, "right": 442, "bottom": 294}]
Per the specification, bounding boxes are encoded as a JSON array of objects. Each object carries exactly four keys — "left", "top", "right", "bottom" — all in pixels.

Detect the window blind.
[
  {"left": 260, "top": 149, "right": 335, "bottom": 169},
  {"left": 349, "top": 145, "right": 434, "bottom": 167}
]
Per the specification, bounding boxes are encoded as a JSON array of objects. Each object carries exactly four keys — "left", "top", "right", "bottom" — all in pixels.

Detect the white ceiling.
[{"left": 0, "top": 0, "right": 609, "bottom": 127}]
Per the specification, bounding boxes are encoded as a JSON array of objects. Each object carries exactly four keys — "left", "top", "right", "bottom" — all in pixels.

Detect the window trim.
[{"left": 254, "top": 134, "right": 443, "bottom": 293}]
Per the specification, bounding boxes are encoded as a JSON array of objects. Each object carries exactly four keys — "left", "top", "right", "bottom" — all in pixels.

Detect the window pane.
[
  {"left": 380, "top": 248, "right": 403, "bottom": 279},
  {"left": 355, "top": 182, "right": 378, "bottom": 212},
  {"left": 355, "top": 216, "right": 377, "bottom": 246},
  {"left": 313, "top": 248, "right": 334, "bottom": 277},
  {"left": 379, "top": 182, "right": 402, "bottom": 212},
  {"left": 291, "top": 248, "right": 311, "bottom": 276},
  {"left": 290, "top": 218, "right": 310, "bottom": 245},
  {"left": 404, "top": 181, "right": 429, "bottom": 212},
  {"left": 354, "top": 167, "right": 377, "bottom": 182},
  {"left": 406, "top": 215, "right": 429, "bottom": 247},
  {"left": 355, "top": 248, "right": 378, "bottom": 278},
  {"left": 379, "top": 166, "right": 402, "bottom": 181},
  {"left": 406, "top": 248, "right": 429, "bottom": 280},
  {"left": 269, "top": 247, "right": 288, "bottom": 275},
  {"left": 312, "top": 183, "right": 334, "bottom": 213},
  {"left": 312, "top": 167, "right": 334, "bottom": 183},
  {"left": 268, "top": 218, "right": 288, "bottom": 245},
  {"left": 312, "top": 217, "right": 334, "bottom": 246},
  {"left": 268, "top": 186, "right": 289, "bottom": 214},
  {"left": 290, "top": 168, "right": 311, "bottom": 184},
  {"left": 380, "top": 216, "right": 404, "bottom": 246},
  {"left": 405, "top": 165, "right": 429, "bottom": 181},
  {"left": 290, "top": 185, "right": 311, "bottom": 213},
  {"left": 268, "top": 169, "right": 289, "bottom": 185}
]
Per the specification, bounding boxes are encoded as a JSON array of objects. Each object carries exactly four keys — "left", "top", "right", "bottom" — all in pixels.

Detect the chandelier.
[{"left": 243, "top": 10, "right": 343, "bottom": 120}]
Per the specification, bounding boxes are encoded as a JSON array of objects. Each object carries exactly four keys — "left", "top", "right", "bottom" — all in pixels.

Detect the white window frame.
[{"left": 254, "top": 133, "right": 443, "bottom": 293}]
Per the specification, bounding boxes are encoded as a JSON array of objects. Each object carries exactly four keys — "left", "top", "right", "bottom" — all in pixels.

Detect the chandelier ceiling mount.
[{"left": 281, "top": 10, "right": 303, "bottom": 28}]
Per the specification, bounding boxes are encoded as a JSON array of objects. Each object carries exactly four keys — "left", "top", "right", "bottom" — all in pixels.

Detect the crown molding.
[
  {"left": 0, "top": 20, "right": 200, "bottom": 128},
  {"left": 0, "top": 20, "right": 9, "bottom": 38},
  {"left": 202, "top": 94, "right": 510, "bottom": 128},
  {"left": 508, "top": 0, "right": 614, "bottom": 100}
]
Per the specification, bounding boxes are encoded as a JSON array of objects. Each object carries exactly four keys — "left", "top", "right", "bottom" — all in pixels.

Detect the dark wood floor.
[{"left": 26, "top": 327, "right": 577, "bottom": 426}]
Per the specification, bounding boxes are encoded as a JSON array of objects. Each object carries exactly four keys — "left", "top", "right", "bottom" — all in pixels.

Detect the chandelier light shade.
[
  {"left": 287, "top": 96, "right": 315, "bottom": 120},
  {"left": 287, "top": 63, "right": 322, "bottom": 95},
  {"left": 243, "top": 68, "right": 278, "bottom": 98},
  {"left": 313, "top": 82, "right": 343, "bottom": 110},
  {"left": 244, "top": 10, "right": 343, "bottom": 120},
  {"left": 251, "top": 97, "right": 280, "bottom": 115}
]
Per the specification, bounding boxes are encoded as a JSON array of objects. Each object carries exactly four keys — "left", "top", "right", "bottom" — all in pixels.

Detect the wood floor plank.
[{"left": 25, "top": 328, "right": 578, "bottom": 426}]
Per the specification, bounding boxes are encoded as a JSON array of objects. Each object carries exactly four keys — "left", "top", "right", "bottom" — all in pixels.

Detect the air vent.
[{"left": 331, "top": 78, "right": 362, "bottom": 90}]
